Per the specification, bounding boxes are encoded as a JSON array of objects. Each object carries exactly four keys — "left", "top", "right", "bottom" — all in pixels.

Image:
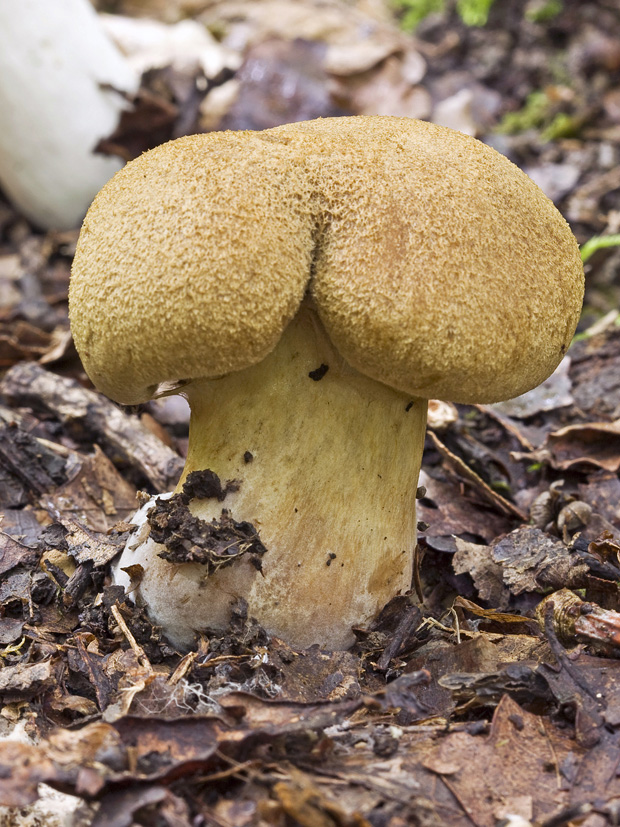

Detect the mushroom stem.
[{"left": 115, "top": 305, "right": 427, "bottom": 650}]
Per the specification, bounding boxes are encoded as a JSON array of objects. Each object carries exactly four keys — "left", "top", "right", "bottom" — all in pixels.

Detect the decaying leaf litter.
[{"left": 1, "top": 0, "right": 620, "bottom": 824}]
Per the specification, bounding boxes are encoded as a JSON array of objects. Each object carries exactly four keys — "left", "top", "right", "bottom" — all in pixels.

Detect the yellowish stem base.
[{"left": 115, "top": 307, "right": 427, "bottom": 649}]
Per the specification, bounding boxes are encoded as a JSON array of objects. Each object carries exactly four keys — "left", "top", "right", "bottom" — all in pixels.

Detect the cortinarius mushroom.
[{"left": 69, "top": 116, "right": 584, "bottom": 650}]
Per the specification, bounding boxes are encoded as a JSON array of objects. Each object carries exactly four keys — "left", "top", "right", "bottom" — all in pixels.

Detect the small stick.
[
  {"left": 168, "top": 651, "right": 196, "bottom": 685},
  {"left": 111, "top": 601, "right": 152, "bottom": 672}
]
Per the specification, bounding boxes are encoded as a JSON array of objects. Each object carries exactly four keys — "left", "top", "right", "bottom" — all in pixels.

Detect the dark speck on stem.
[{"left": 309, "top": 363, "right": 329, "bottom": 381}]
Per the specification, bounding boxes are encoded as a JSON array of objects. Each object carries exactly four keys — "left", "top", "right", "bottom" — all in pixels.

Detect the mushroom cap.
[
  {"left": 69, "top": 131, "right": 314, "bottom": 404},
  {"left": 70, "top": 116, "right": 584, "bottom": 406}
]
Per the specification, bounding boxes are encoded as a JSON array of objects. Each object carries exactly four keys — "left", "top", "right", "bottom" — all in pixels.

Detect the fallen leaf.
[
  {"left": 0, "top": 742, "right": 59, "bottom": 807},
  {"left": 0, "top": 321, "right": 62, "bottom": 368},
  {"left": 428, "top": 432, "right": 527, "bottom": 520},
  {"left": 417, "top": 469, "right": 514, "bottom": 552},
  {"left": 45, "top": 445, "right": 137, "bottom": 534},
  {"left": 547, "top": 420, "right": 620, "bottom": 471},
  {"left": 0, "top": 618, "right": 25, "bottom": 645},
  {"left": 491, "top": 527, "right": 586, "bottom": 595},
  {"left": 0, "top": 660, "right": 60, "bottom": 698},
  {"left": 272, "top": 773, "right": 372, "bottom": 827},
  {"left": 101, "top": 14, "right": 240, "bottom": 78},
  {"left": 0, "top": 531, "right": 39, "bottom": 576},
  {"left": 423, "top": 695, "right": 578, "bottom": 826},
  {"left": 453, "top": 538, "right": 509, "bottom": 607},
  {"left": 219, "top": 38, "right": 339, "bottom": 132},
  {"left": 2, "top": 362, "right": 184, "bottom": 492}
]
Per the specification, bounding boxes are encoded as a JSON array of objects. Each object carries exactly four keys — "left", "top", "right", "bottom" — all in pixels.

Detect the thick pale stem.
[{"left": 115, "top": 307, "right": 427, "bottom": 649}]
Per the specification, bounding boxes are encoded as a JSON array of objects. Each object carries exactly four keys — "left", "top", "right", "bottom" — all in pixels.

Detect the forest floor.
[{"left": 2, "top": 1, "right": 620, "bottom": 825}]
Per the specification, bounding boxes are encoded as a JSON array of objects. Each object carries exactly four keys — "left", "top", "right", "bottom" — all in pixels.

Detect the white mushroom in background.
[{"left": 0, "top": 0, "right": 139, "bottom": 230}]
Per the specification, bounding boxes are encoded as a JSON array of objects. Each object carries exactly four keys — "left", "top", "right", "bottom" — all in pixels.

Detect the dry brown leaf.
[
  {"left": 272, "top": 772, "right": 372, "bottom": 827},
  {"left": 0, "top": 530, "right": 39, "bottom": 576},
  {"left": 491, "top": 526, "right": 585, "bottom": 595},
  {"left": 0, "top": 660, "right": 60, "bottom": 698},
  {"left": 0, "top": 321, "right": 66, "bottom": 368},
  {"left": 453, "top": 596, "right": 531, "bottom": 625},
  {"left": 453, "top": 538, "right": 509, "bottom": 607},
  {"left": 417, "top": 469, "right": 514, "bottom": 552},
  {"left": 547, "top": 420, "right": 620, "bottom": 471},
  {"left": 423, "top": 695, "right": 577, "bottom": 826},
  {"left": 44, "top": 445, "right": 137, "bottom": 535}
]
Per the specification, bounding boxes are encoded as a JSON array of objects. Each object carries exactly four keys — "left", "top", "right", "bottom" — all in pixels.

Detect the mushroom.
[
  {"left": 69, "top": 116, "right": 584, "bottom": 650},
  {"left": 0, "top": 0, "right": 138, "bottom": 230}
]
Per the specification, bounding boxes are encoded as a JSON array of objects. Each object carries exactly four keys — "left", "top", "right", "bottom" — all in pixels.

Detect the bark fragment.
[{"left": 1, "top": 362, "right": 183, "bottom": 491}]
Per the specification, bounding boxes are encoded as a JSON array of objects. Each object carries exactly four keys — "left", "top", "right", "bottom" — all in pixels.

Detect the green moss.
[
  {"left": 394, "top": 0, "right": 445, "bottom": 31},
  {"left": 496, "top": 91, "right": 550, "bottom": 134},
  {"left": 393, "top": 0, "right": 496, "bottom": 31},
  {"left": 394, "top": 0, "right": 561, "bottom": 31},
  {"left": 541, "top": 112, "right": 580, "bottom": 141},
  {"left": 456, "top": 0, "right": 495, "bottom": 26},
  {"left": 496, "top": 89, "right": 582, "bottom": 141},
  {"left": 491, "top": 480, "right": 512, "bottom": 494},
  {"left": 525, "top": 0, "right": 563, "bottom": 23}
]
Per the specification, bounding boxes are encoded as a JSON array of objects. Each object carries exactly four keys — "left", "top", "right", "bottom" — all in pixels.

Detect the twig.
[
  {"left": 168, "top": 651, "right": 196, "bottom": 685},
  {"left": 111, "top": 601, "right": 152, "bottom": 672},
  {"left": 376, "top": 603, "right": 422, "bottom": 671}
]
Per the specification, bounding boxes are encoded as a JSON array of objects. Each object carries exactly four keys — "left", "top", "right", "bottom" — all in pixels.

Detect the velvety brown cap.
[
  {"left": 70, "top": 116, "right": 584, "bottom": 405},
  {"left": 265, "top": 117, "right": 584, "bottom": 403},
  {"left": 69, "top": 131, "right": 314, "bottom": 404}
]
